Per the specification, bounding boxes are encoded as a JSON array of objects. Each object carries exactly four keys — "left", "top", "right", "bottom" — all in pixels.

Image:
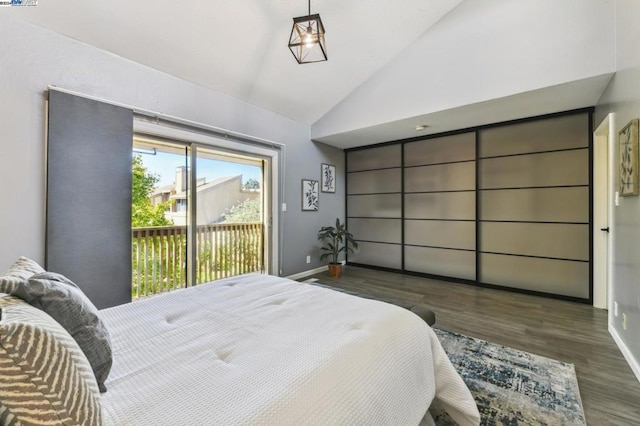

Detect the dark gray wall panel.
[
  {"left": 348, "top": 219, "right": 401, "bottom": 244},
  {"left": 479, "top": 113, "right": 589, "bottom": 158},
  {"left": 480, "top": 253, "right": 589, "bottom": 298},
  {"left": 347, "top": 145, "right": 401, "bottom": 172},
  {"left": 347, "top": 194, "right": 401, "bottom": 218},
  {"left": 347, "top": 168, "right": 401, "bottom": 194},
  {"left": 405, "top": 220, "right": 475, "bottom": 250},
  {"left": 405, "top": 162, "right": 475, "bottom": 193},
  {"left": 47, "top": 90, "right": 133, "bottom": 309},
  {"left": 404, "top": 132, "right": 475, "bottom": 166},
  {"left": 480, "top": 187, "right": 589, "bottom": 223},
  {"left": 349, "top": 242, "right": 401, "bottom": 269},
  {"left": 405, "top": 192, "right": 475, "bottom": 220},
  {"left": 480, "top": 222, "right": 589, "bottom": 261},
  {"left": 405, "top": 246, "right": 475, "bottom": 280},
  {"left": 479, "top": 149, "right": 588, "bottom": 189}
]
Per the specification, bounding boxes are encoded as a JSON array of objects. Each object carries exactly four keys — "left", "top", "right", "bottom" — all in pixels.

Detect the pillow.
[
  {"left": 0, "top": 294, "right": 102, "bottom": 425},
  {"left": 0, "top": 256, "right": 45, "bottom": 294},
  {"left": 12, "top": 271, "right": 113, "bottom": 393}
]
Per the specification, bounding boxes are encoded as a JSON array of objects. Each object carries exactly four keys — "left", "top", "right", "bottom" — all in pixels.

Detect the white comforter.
[{"left": 100, "top": 274, "right": 479, "bottom": 425}]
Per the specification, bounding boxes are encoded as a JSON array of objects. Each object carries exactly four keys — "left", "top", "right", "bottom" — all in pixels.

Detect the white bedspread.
[{"left": 100, "top": 274, "right": 479, "bottom": 425}]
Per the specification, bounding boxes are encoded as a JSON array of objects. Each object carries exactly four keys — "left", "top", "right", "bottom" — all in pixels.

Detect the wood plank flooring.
[{"left": 307, "top": 266, "right": 640, "bottom": 425}]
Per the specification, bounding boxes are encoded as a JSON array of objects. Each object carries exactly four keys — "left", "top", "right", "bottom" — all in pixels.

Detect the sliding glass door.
[
  {"left": 194, "top": 146, "right": 264, "bottom": 284},
  {"left": 131, "top": 137, "right": 189, "bottom": 298},
  {"left": 131, "top": 136, "right": 267, "bottom": 299}
]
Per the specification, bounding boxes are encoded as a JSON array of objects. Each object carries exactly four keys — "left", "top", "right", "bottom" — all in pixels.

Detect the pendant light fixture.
[{"left": 288, "top": 0, "right": 327, "bottom": 64}]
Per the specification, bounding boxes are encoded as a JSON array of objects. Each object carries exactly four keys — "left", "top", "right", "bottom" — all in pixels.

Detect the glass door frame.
[{"left": 134, "top": 119, "right": 280, "bottom": 283}]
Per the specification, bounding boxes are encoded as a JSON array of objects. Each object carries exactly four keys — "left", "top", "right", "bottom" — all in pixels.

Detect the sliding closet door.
[
  {"left": 404, "top": 133, "right": 476, "bottom": 280},
  {"left": 478, "top": 113, "right": 590, "bottom": 299},
  {"left": 47, "top": 90, "right": 133, "bottom": 309},
  {"left": 346, "top": 145, "right": 402, "bottom": 269},
  {"left": 344, "top": 110, "right": 591, "bottom": 302}
]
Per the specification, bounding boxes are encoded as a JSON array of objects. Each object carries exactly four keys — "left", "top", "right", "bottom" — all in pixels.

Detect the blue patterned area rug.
[{"left": 432, "top": 328, "right": 586, "bottom": 426}]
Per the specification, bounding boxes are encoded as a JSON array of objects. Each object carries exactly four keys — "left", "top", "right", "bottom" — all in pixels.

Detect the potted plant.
[{"left": 317, "top": 218, "right": 358, "bottom": 278}]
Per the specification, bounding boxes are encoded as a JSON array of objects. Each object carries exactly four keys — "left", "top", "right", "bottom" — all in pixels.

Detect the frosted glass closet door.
[
  {"left": 478, "top": 113, "right": 590, "bottom": 299},
  {"left": 403, "top": 133, "right": 476, "bottom": 280},
  {"left": 347, "top": 145, "right": 402, "bottom": 269}
]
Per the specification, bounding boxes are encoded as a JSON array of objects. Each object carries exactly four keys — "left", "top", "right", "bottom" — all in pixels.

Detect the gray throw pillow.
[{"left": 12, "top": 271, "right": 113, "bottom": 392}]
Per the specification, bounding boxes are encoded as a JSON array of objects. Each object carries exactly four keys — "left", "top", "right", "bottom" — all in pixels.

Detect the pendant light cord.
[{"left": 308, "top": 0, "right": 311, "bottom": 15}]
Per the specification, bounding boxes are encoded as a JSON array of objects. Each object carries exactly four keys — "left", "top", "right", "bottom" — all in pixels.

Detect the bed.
[{"left": 0, "top": 258, "right": 479, "bottom": 425}]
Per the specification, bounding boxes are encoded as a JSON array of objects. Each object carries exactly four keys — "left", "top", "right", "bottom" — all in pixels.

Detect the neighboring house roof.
[
  {"left": 151, "top": 175, "right": 242, "bottom": 199},
  {"left": 195, "top": 175, "right": 240, "bottom": 192},
  {"left": 165, "top": 175, "right": 240, "bottom": 200},
  {"left": 152, "top": 184, "right": 175, "bottom": 197}
]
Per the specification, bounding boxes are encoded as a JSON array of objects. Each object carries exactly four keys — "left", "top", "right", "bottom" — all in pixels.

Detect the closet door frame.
[{"left": 345, "top": 107, "right": 594, "bottom": 304}]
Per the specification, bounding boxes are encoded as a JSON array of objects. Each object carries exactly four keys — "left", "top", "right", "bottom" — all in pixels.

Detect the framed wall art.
[
  {"left": 301, "top": 179, "right": 319, "bottom": 211},
  {"left": 619, "top": 118, "right": 639, "bottom": 196},
  {"left": 321, "top": 163, "right": 336, "bottom": 193}
]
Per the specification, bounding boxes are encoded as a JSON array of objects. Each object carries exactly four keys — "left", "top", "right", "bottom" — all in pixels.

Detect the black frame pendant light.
[{"left": 288, "top": 0, "right": 327, "bottom": 64}]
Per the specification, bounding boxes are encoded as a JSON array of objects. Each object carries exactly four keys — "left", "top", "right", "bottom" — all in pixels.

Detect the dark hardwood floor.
[{"left": 307, "top": 266, "right": 640, "bottom": 425}]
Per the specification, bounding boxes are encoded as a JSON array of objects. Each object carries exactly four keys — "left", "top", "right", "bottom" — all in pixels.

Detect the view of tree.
[
  {"left": 243, "top": 178, "right": 260, "bottom": 190},
  {"left": 132, "top": 154, "right": 174, "bottom": 227},
  {"left": 222, "top": 198, "right": 261, "bottom": 223}
]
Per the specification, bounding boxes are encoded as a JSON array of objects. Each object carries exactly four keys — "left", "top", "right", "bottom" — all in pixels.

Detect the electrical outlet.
[
  {"left": 282, "top": 203, "right": 287, "bottom": 212},
  {"left": 614, "top": 301, "right": 619, "bottom": 317},
  {"left": 306, "top": 255, "right": 311, "bottom": 264},
  {"left": 622, "top": 313, "right": 627, "bottom": 330}
]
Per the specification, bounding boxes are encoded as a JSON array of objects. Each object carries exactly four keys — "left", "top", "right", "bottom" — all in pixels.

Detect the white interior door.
[{"left": 593, "top": 114, "right": 613, "bottom": 309}]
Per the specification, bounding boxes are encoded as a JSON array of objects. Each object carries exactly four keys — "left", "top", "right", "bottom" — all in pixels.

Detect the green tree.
[
  {"left": 243, "top": 178, "right": 260, "bottom": 190},
  {"left": 132, "top": 154, "right": 174, "bottom": 227},
  {"left": 222, "top": 198, "right": 260, "bottom": 223}
]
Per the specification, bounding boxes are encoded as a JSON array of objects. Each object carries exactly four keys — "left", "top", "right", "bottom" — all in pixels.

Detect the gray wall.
[
  {"left": 0, "top": 15, "right": 344, "bottom": 278},
  {"left": 283, "top": 140, "right": 346, "bottom": 274},
  {"left": 595, "top": 0, "right": 640, "bottom": 378}
]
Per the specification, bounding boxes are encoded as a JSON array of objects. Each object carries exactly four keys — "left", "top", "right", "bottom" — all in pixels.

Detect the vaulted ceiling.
[
  {"left": 12, "top": 0, "right": 463, "bottom": 123},
  {"left": 11, "top": 0, "right": 615, "bottom": 149}
]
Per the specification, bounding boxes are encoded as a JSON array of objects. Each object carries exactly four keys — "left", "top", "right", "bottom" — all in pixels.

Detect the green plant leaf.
[{"left": 317, "top": 217, "right": 358, "bottom": 263}]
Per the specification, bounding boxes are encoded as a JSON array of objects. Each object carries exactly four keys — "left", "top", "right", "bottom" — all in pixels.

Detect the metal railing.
[{"left": 132, "top": 222, "right": 263, "bottom": 299}]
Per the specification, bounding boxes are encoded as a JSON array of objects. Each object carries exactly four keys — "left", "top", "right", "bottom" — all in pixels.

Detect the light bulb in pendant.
[{"left": 304, "top": 27, "right": 314, "bottom": 47}]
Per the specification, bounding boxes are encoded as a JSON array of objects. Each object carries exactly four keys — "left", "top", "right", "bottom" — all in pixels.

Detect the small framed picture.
[
  {"left": 301, "top": 179, "right": 319, "bottom": 211},
  {"left": 321, "top": 163, "right": 336, "bottom": 193},
  {"left": 619, "top": 119, "right": 639, "bottom": 196}
]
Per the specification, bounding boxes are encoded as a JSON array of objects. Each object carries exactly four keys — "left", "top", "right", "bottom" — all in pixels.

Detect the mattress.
[{"left": 99, "top": 274, "right": 479, "bottom": 425}]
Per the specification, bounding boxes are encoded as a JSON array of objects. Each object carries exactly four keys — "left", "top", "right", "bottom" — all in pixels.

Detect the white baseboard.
[
  {"left": 285, "top": 265, "right": 328, "bottom": 281},
  {"left": 285, "top": 261, "right": 346, "bottom": 281},
  {"left": 609, "top": 323, "right": 640, "bottom": 384}
]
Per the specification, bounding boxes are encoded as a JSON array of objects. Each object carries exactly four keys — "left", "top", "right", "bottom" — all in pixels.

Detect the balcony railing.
[{"left": 132, "top": 222, "right": 263, "bottom": 299}]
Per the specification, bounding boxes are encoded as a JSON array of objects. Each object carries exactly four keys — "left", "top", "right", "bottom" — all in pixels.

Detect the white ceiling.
[
  {"left": 13, "top": 0, "right": 463, "bottom": 125},
  {"left": 314, "top": 75, "right": 614, "bottom": 149},
  {"left": 12, "top": 0, "right": 613, "bottom": 149}
]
